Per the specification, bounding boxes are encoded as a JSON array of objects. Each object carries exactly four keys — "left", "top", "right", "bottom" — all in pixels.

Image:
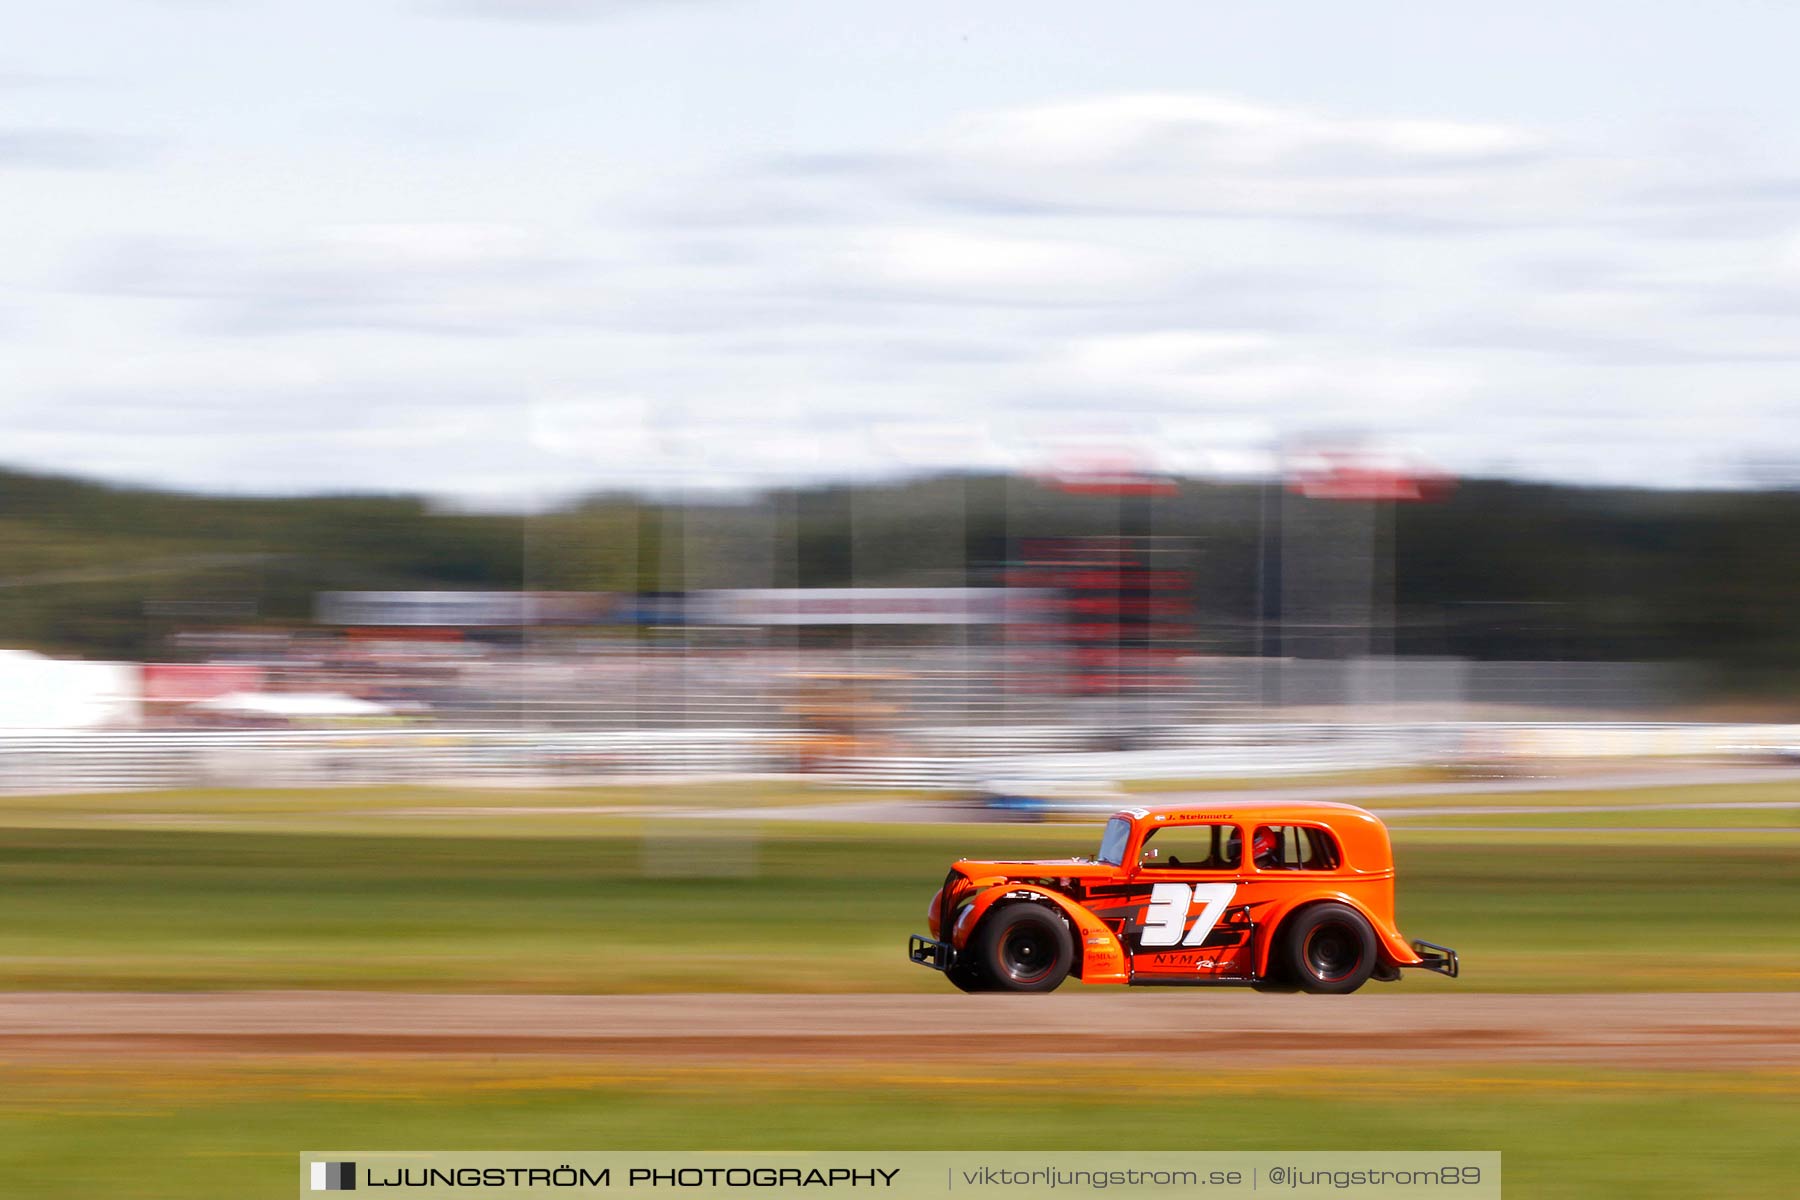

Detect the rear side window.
[{"left": 1252, "top": 825, "right": 1342, "bottom": 871}]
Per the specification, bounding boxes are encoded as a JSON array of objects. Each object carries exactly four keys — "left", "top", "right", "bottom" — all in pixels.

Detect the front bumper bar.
[
  {"left": 909, "top": 934, "right": 954, "bottom": 972},
  {"left": 911, "top": 867, "right": 966, "bottom": 974},
  {"left": 1409, "top": 939, "right": 1459, "bottom": 978}
]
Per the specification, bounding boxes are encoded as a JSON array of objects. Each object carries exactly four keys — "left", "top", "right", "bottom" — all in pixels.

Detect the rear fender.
[
  {"left": 1254, "top": 892, "right": 1422, "bottom": 976},
  {"left": 954, "top": 883, "right": 1128, "bottom": 985}
]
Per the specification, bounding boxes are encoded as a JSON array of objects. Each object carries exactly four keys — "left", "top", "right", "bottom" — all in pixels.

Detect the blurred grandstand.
[{"left": 0, "top": 464, "right": 1795, "bottom": 793}]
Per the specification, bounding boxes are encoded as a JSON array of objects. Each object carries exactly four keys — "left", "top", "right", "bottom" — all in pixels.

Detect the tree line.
[{"left": 0, "top": 467, "right": 1792, "bottom": 696}]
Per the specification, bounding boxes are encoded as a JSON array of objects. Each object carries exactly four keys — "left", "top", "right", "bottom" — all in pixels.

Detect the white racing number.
[{"left": 1140, "top": 883, "right": 1238, "bottom": 947}]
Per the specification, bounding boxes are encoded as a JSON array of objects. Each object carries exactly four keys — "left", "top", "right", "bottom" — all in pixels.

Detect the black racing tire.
[
  {"left": 1278, "top": 903, "right": 1378, "bottom": 995},
  {"left": 972, "top": 904, "right": 1074, "bottom": 993},
  {"left": 945, "top": 959, "right": 993, "bottom": 993}
]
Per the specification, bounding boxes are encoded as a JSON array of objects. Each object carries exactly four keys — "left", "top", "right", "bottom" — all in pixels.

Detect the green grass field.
[
  {"left": 0, "top": 780, "right": 1795, "bottom": 1198},
  {"left": 0, "top": 782, "right": 1795, "bottom": 992},
  {"left": 1, "top": 1057, "right": 1793, "bottom": 1199}
]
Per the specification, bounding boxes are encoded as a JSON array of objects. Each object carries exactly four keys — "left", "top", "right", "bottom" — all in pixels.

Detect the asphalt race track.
[{"left": 1, "top": 992, "right": 1794, "bottom": 1069}]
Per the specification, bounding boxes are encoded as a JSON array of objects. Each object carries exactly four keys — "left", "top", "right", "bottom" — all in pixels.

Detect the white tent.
[
  {"left": 188, "top": 691, "right": 392, "bottom": 718},
  {"left": 0, "top": 649, "right": 140, "bottom": 730}
]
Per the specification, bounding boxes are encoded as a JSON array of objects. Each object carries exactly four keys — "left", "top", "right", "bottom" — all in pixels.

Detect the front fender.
[
  {"left": 954, "top": 883, "right": 1128, "bottom": 985},
  {"left": 1253, "top": 892, "right": 1422, "bottom": 976}
]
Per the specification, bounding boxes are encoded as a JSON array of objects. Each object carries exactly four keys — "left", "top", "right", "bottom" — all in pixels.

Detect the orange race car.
[{"left": 909, "top": 800, "right": 1458, "bottom": 994}]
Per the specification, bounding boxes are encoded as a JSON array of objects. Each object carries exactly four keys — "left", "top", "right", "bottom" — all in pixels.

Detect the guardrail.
[{"left": 0, "top": 722, "right": 1791, "bottom": 794}]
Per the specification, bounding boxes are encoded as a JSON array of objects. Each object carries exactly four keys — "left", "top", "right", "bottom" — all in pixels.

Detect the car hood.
[{"left": 951, "top": 857, "right": 1120, "bottom": 880}]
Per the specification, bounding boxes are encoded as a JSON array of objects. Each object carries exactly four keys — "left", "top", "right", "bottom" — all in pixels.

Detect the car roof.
[
  {"left": 1112, "top": 800, "right": 1396, "bottom": 868},
  {"left": 1112, "top": 799, "right": 1384, "bottom": 826}
]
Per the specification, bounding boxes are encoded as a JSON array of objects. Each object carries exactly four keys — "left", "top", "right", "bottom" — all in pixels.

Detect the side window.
[
  {"left": 1137, "top": 824, "right": 1242, "bottom": 871},
  {"left": 1251, "top": 825, "right": 1342, "bottom": 871}
]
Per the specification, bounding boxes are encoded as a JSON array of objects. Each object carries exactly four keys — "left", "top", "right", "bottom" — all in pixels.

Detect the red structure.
[{"left": 1007, "top": 537, "right": 1193, "bottom": 695}]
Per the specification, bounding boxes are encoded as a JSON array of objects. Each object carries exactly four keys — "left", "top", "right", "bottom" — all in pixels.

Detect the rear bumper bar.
[
  {"left": 909, "top": 934, "right": 954, "bottom": 972},
  {"left": 1408, "top": 939, "right": 1459, "bottom": 978}
]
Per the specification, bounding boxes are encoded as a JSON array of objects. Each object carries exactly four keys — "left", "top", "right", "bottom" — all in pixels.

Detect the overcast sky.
[{"left": 7, "top": 1, "right": 1800, "bottom": 503}]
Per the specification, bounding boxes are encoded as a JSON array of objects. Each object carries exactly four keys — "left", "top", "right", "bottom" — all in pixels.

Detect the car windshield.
[{"left": 1096, "top": 816, "right": 1132, "bottom": 866}]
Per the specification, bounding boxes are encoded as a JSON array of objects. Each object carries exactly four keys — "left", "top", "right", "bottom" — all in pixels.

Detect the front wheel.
[
  {"left": 945, "top": 959, "right": 994, "bottom": 992},
  {"left": 1277, "top": 903, "right": 1377, "bottom": 995},
  {"left": 971, "top": 904, "right": 1074, "bottom": 993}
]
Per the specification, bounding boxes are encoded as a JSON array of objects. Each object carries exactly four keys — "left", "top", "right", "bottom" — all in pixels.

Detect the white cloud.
[
  {"left": 942, "top": 93, "right": 1541, "bottom": 171},
  {"left": 530, "top": 395, "right": 660, "bottom": 464},
  {"left": 73, "top": 222, "right": 581, "bottom": 335},
  {"left": 0, "top": 127, "right": 150, "bottom": 170},
  {"left": 913, "top": 92, "right": 1571, "bottom": 227},
  {"left": 1064, "top": 331, "right": 1277, "bottom": 380},
  {"left": 313, "top": 222, "right": 546, "bottom": 268},
  {"left": 841, "top": 226, "right": 1169, "bottom": 298},
  {"left": 427, "top": 0, "right": 707, "bottom": 20},
  {"left": 14, "top": 8, "right": 1800, "bottom": 501}
]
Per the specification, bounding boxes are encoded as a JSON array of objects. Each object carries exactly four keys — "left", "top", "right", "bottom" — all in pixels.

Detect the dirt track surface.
[{"left": 1, "top": 991, "right": 1795, "bottom": 1068}]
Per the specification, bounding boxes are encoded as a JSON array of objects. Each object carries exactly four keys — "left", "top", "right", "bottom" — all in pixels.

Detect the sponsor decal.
[{"left": 1139, "top": 951, "right": 1224, "bottom": 970}]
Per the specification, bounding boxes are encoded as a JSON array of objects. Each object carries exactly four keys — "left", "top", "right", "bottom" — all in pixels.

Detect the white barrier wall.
[{"left": 0, "top": 722, "right": 1791, "bottom": 794}]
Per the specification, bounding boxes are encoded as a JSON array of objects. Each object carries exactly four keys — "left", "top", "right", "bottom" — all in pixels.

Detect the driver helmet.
[{"left": 1252, "top": 826, "right": 1282, "bottom": 868}]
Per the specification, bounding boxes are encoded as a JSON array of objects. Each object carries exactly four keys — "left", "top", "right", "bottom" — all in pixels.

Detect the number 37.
[{"left": 1141, "top": 883, "right": 1238, "bottom": 947}]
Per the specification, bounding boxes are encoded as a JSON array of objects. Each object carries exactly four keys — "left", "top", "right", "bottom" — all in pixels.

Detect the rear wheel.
[
  {"left": 1278, "top": 903, "right": 1377, "bottom": 995},
  {"left": 972, "top": 904, "right": 1073, "bottom": 993}
]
